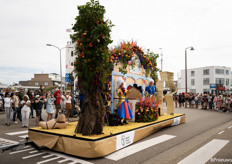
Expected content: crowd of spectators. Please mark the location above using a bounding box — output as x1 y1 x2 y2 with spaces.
174 92 232 113
0 87 79 127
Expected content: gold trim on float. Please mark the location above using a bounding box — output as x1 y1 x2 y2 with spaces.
28 114 185 158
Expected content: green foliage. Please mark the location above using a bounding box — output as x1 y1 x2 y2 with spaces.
71 0 114 92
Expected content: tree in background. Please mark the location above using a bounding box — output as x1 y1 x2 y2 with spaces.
71 0 113 135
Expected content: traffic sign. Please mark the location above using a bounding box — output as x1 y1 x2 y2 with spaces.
65 73 71 82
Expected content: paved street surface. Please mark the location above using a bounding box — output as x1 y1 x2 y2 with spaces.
0 107 232 164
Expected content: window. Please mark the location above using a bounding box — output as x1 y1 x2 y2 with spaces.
71 51 74 57
226 79 229 86
71 62 74 66
190 89 196 93
216 78 224 85
191 71 195 76
35 82 39 86
203 78 210 85
215 69 224 74
203 69 210 75
44 82 48 86
226 70 229 75
203 89 209 94
191 79 195 86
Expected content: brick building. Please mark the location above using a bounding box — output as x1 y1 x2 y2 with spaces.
19 73 61 88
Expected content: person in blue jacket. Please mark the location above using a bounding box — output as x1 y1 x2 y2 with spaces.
145 79 156 96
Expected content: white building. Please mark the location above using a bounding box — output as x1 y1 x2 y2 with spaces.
65 42 77 89
178 66 232 94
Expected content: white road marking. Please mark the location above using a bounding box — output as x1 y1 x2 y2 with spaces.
24 145 31 148
10 148 34 154
58 159 69 163
37 156 61 164
68 162 77 164
29 150 39 154
0 138 19 147
43 150 94 164
22 152 46 159
42 154 54 158
106 134 176 161
178 139 229 164
19 135 28 138
218 131 224 135
6 130 28 136
228 126 232 129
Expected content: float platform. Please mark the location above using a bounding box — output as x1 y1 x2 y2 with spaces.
28 113 185 158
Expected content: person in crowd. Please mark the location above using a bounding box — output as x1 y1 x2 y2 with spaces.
194 93 199 109
45 93 56 121
34 95 44 126
224 95 231 113
71 93 75 113
115 77 133 125
21 95 31 128
174 93 178 108
208 94 213 110
12 91 21 123
178 93 182 108
65 91 72 121
145 79 156 96
202 94 208 110
27 90 34 118
181 93 186 108
217 95 223 111
53 89 61 119
18 88 24 101
190 93 195 108
4 92 14 126
213 95 218 111
60 91 66 114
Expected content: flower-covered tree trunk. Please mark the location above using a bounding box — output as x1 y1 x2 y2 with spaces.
71 0 113 135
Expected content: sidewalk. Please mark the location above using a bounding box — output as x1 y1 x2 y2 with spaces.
0 108 79 132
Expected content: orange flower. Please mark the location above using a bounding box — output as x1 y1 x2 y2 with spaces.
89 68 93 70
74 61 77 65
81 34 85 38
96 21 99 24
89 42 93 47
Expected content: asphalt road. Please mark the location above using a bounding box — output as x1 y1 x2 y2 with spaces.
0 107 231 164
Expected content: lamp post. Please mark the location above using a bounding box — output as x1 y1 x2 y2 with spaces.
46 44 68 90
159 48 163 72
185 46 194 108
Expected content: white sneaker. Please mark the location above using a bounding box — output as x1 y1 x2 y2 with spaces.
13 121 18 124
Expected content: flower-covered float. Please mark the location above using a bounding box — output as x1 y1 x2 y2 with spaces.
28 0 185 158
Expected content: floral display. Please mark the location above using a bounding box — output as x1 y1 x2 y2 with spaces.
135 96 160 122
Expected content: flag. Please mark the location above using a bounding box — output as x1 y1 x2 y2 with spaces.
66 29 72 32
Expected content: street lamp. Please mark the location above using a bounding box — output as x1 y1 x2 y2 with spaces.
185 46 194 108
46 44 68 90
159 48 163 72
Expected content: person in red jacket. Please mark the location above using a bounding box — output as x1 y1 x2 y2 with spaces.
53 89 61 119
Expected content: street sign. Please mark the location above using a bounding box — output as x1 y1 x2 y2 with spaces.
65 73 71 82
210 83 216 90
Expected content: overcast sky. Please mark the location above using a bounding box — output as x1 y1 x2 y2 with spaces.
1 0 232 85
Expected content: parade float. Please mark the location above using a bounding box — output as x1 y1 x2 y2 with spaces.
28 0 185 158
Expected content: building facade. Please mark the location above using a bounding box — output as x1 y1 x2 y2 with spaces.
65 42 77 90
19 73 61 88
178 66 232 94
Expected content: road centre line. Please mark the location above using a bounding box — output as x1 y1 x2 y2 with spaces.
6 130 28 136
106 134 176 161
218 131 224 135
177 139 229 164
9 148 34 154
